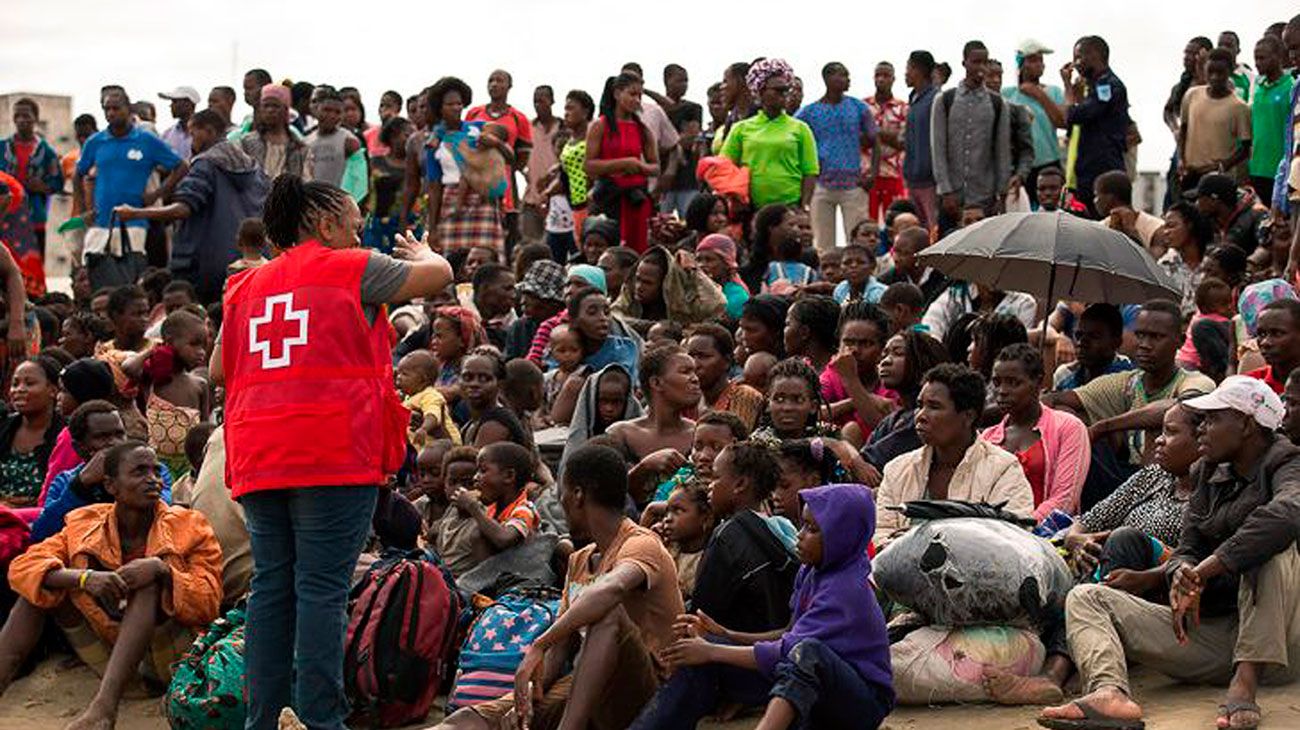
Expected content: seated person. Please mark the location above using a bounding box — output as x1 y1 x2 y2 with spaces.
980 344 1090 521
187 426 252 608
1050 303 1134 391
1044 300 1214 511
640 410 748 508
823 302 898 445
693 441 799 634
879 282 927 337
656 480 714 602
558 363 641 479
32 401 172 543
447 442 539 554
1039 376 1300 730
0 442 223 729
860 330 951 470
630 483 893 730
606 344 700 505
170 422 216 506
433 443 684 730
1064 403 1199 593
429 446 490 578
396 350 462 448
874 364 1034 548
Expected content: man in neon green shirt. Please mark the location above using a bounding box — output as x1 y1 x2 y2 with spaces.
1249 35 1293 203
721 58 819 209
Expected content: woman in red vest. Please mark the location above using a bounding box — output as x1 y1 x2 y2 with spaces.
214 174 451 730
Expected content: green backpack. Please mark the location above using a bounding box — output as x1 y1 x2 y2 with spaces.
164 603 247 730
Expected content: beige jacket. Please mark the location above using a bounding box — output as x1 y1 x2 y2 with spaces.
873 438 1034 547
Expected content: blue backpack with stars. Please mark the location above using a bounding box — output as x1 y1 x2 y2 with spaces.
447 586 562 712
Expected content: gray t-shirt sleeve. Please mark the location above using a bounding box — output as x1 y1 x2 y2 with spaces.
361 250 412 306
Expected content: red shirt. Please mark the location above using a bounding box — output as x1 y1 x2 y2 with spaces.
1245 365 1286 394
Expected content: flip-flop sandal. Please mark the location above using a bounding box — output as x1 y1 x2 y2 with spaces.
1037 700 1146 730
1218 700 1262 730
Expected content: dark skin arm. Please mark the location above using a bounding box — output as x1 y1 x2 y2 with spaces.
144 161 189 206
584 119 660 178
1089 399 1172 440
113 201 192 223
451 486 525 551
1017 83 1068 128
400 152 423 222
800 175 816 207
0 245 27 362
549 368 587 426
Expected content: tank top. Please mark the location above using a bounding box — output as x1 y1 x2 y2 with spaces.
305 128 352 185
599 117 648 189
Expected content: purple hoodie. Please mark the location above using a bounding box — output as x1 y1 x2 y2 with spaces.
753 484 893 700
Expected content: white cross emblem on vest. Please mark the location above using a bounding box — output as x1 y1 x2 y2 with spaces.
248 293 309 370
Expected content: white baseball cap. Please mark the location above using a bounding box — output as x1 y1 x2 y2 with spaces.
1016 39 1054 57
158 86 200 105
1184 375 1284 431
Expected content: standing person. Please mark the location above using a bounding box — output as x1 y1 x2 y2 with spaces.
1163 37 1213 201
1063 35 1132 217
866 61 908 223
74 90 186 290
466 70 534 252
239 85 308 179
558 90 595 253
1270 16 1300 233
585 72 659 254
1178 48 1252 193
425 76 509 257
363 90 403 159
903 51 941 230
984 59 1035 211
523 85 561 243
1219 30 1255 100
304 87 362 188
207 86 236 129
713 62 755 154
656 64 704 217
0 97 62 296
1002 40 1067 206
931 40 1011 230
724 58 820 212
1249 35 1293 204
111 110 271 304
215 176 452 730
228 68 273 141
796 62 877 252
157 86 199 161
364 116 415 255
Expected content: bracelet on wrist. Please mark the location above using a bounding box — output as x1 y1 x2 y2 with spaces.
78 569 91 589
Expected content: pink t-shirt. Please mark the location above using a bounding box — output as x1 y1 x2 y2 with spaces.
819 365 898 434
1176 312 1230 370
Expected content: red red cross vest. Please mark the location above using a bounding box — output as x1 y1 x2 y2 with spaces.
222 241 408 498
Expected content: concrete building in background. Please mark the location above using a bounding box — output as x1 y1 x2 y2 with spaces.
0 91 76 279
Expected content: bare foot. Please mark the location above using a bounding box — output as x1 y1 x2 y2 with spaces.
982 666 1065 705
278 708 308 730
64 704 116 730
1039 686 1143 724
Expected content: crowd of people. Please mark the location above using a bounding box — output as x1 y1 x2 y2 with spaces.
0 12 1297 730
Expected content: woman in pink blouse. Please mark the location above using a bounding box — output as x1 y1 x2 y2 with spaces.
981 343 1090 520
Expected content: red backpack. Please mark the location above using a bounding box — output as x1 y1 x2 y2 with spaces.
345 549 463 727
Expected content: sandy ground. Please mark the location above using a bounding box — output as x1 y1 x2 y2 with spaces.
4 656 1300 730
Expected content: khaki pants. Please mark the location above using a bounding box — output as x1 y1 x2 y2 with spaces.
810 184 869 252
1066 547 1300 695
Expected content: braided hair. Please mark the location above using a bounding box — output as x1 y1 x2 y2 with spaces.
260 174 351 249
763 357 832 435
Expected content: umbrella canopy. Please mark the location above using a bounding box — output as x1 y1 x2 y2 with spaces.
916 211 1181 304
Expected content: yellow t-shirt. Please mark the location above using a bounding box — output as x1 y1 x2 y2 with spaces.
403 386 462 447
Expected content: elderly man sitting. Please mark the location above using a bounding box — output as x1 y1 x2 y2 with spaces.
1038 376 1300 730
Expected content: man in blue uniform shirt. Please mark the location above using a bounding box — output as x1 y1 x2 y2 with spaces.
1063 35 1130 217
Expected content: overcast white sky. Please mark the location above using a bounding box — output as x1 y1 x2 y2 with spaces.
4 0 1294 171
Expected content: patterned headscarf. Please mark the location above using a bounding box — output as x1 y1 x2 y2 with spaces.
1239 278 1300 337
746 58 795 101
434 306 487 351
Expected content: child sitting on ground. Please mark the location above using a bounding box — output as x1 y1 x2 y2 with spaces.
657 479 713 602
819 248 844 286
406 439 453 526
0 442 223 728
123 310 210 479
1176 276 1234 382
633 483 894 729
543 324 584 423
834 243 887 305
228 217 269 275
449 442 539 554
171 421 216 506
430 446 489 577
396 350 461 448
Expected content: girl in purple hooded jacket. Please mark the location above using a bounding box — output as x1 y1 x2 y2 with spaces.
630 483 894 730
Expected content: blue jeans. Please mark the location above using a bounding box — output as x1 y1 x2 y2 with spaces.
242 486 378 730
630 638 891 730
659 189 698 217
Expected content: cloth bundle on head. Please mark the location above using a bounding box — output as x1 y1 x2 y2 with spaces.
697 234 748 292
434 306 487 351
1239 278 1300 337
582 215 621 247
746 58 795 100
60 358 114 404
567 264 607 295
260 85 291 107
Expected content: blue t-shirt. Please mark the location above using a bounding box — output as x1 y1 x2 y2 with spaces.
76 126 182 228
1002 85 1065 167
795 98 877 190
833 277 886 305
583 334 641 386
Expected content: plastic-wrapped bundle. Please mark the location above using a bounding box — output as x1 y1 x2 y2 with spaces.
892 625 1046 705
873 517 1071 627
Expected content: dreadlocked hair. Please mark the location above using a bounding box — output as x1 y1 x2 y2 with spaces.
763 357 831 434
261 174 351 249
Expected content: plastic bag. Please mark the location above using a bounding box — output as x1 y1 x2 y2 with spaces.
892 625 1045 705
873 517 1071 626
